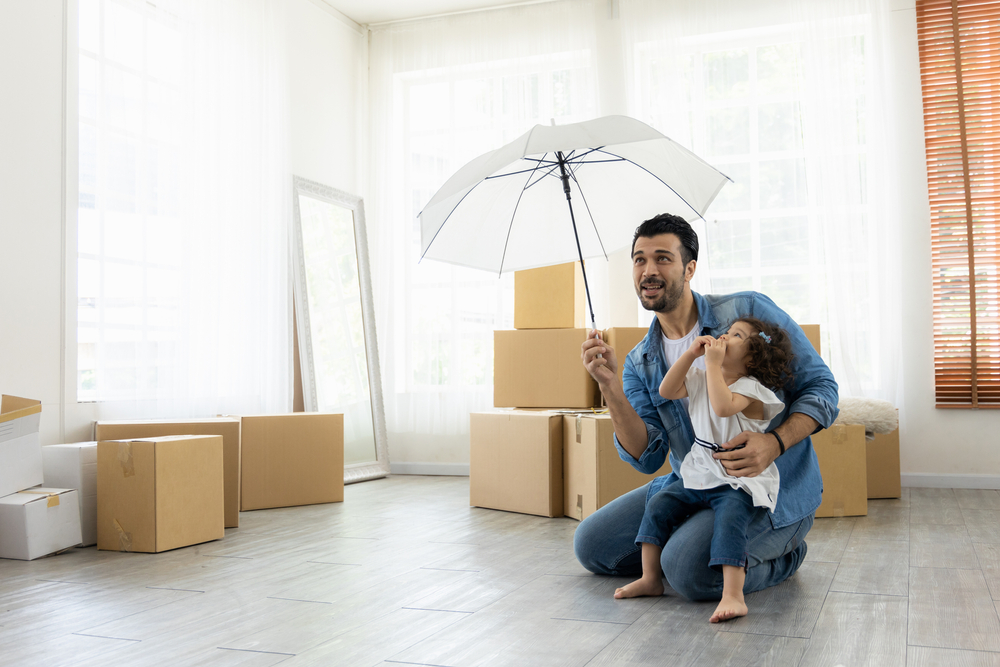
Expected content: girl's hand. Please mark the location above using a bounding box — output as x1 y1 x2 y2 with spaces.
705 337 726 366
687 335 716 358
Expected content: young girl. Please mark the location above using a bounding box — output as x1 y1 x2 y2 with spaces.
613 317 794 624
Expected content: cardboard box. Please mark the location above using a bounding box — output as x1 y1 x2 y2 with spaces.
867 428 901 499
602 328 649 388
800 324 820 354
494 329 600 408
0 395 43 498
239 413 344 511
94 418 241 528
42 442 98 546
812 424 868 517
470 411 563 517
563 413 673 521
0 488 82 560
514 262 585 329
97 435 225 553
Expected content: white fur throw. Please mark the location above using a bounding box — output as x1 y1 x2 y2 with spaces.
833 397 898 436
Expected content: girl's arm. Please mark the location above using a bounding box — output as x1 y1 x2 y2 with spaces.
704 338 753 418
659 335 715 400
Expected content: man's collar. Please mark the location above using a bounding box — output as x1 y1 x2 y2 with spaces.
691 290 720 331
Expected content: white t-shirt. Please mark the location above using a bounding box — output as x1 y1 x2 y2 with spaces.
662 321 705 411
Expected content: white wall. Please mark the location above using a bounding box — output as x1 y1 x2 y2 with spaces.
0 0 66 447
888 1 1000 485
0 0 366 446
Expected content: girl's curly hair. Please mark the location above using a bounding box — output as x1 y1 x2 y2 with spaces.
734 317 795 391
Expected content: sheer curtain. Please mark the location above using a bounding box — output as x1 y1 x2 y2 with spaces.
367 1 600 464
77 0 291 419
621 0 902 403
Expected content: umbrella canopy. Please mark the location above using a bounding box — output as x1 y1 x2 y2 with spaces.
418 115 730 275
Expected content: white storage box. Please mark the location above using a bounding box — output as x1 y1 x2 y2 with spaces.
0 395 43 498
42 443 98 546
0 488 83 560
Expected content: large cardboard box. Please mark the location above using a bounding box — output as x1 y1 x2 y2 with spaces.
239 413 344 511
602 328 649 388
42 443 98 546
95 418 241 528
0 488 82 560
514 262 585 329
812 424 868 517
470 411 563 517
0 395 43 498
494 329 600 408
97 435 225 553
563 413 673 521
867 428 902 499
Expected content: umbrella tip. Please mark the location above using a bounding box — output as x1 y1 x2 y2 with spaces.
550 118 556 126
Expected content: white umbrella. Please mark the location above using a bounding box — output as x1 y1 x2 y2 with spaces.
418 115 730 328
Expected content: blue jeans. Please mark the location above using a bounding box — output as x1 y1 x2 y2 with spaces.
636 481 757 571
575 483 813 601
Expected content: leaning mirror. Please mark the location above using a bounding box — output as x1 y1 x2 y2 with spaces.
291 177 388 483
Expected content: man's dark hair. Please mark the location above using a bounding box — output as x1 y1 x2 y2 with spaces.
631 213 699 266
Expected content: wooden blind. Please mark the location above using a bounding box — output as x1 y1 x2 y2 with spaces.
916 0 1000 408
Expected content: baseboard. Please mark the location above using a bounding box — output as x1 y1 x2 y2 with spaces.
389 462 470 476
902 473 1000 490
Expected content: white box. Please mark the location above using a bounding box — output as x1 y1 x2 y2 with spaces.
42 443 98 546
0 395 43 498
0 488 83 560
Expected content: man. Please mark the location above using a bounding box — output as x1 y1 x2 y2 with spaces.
576 213 838 601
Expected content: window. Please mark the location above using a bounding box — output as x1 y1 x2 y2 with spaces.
398 53 595 392
917 0 1000 408
635 31 833 327
77 0 184 401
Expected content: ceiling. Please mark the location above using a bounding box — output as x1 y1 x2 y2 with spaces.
320 0 543 26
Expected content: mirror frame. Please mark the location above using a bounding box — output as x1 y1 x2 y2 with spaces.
291 176 389 483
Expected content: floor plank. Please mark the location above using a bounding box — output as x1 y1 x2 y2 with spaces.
797 591 908 667
831 537 909 596
908 567 1000 651
908 645 1000 667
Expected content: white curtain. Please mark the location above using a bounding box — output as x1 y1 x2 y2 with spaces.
367 1 600 461
620 0 902 403
78 0 291 418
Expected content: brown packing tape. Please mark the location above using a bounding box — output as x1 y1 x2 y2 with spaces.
118 441 135 477
575 415 582 443
113 519 133 552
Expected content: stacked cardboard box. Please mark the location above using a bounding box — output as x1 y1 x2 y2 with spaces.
800 324 901 516
42 442 98 546
475 264 670 519
0 396 84 560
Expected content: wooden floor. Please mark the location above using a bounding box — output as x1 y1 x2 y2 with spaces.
2 477 1000 666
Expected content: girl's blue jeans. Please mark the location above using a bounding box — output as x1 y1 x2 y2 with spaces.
636 480 757 571
574 482 813 601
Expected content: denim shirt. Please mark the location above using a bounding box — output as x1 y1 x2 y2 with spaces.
612 291 840 529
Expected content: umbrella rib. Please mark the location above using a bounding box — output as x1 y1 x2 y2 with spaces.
497 154 548 276
525 163 562 190
418 179 487 263
566 167 609 262
592 148 712 219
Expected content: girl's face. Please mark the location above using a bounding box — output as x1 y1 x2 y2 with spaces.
719 321 757 368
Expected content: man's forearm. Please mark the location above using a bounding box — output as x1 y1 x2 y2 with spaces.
772 412 820 451
600 381 650 461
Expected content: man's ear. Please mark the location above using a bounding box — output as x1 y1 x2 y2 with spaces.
685 259 697 282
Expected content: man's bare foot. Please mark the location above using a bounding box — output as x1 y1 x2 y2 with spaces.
709 594 748 623
614 576 664 599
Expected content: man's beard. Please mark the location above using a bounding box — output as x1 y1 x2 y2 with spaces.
636 277 684 313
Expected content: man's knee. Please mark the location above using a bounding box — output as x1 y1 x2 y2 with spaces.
573 513 611 575
660 509 721 601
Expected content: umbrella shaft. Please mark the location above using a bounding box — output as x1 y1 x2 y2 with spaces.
556 151 597 331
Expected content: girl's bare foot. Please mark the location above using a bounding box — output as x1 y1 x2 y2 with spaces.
614 576 664 599
709 593 748 623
